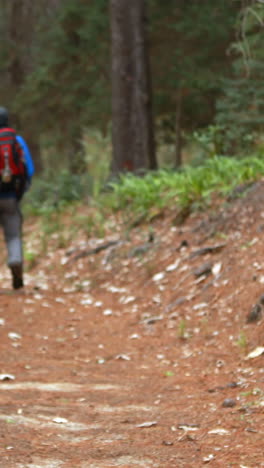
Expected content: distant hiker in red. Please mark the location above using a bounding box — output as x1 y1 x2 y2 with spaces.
0 107 34 290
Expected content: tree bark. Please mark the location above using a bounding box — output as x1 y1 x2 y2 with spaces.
110 0 156 176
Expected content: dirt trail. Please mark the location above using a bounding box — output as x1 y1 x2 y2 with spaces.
1 185 264 467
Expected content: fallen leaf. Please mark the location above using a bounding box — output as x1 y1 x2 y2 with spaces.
203 454 215 463
166 259 181 272
52 417 68 424
152 295 162 304
115 354 131 361
107 285 127 293
212 262 222 276
142 315 163 325
129 334 140 339
245 347 264 359
152 272 165 282
178 424 199 431
193 303 208 311
0 374 15 381
80 297 93 306
119 296 135 304
8 332 21 341
136 421 157 428
208 428 230 435
103 309 113 316
55 297 65 304
97 358 105 364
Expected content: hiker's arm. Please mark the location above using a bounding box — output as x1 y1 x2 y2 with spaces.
16 135 35 181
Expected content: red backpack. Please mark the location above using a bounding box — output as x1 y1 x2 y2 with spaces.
0 127 27 198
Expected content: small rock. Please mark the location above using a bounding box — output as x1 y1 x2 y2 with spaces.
142 315 164 325
162 440 174 446
257 224 264 233
165 297 187 312
246 303 262 323
177 240 189 250
174 296 188 306
222 398 236 408
193 262 213 278
259 294 264 305
226 381 239 389
129 243 152 257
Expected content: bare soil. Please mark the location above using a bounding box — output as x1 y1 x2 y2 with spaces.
0 182 264 468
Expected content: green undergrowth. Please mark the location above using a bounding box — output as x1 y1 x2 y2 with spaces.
23 169 93 216
23 155 264 233
105 156 264 220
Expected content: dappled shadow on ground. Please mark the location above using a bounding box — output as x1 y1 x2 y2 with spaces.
0 182 264 467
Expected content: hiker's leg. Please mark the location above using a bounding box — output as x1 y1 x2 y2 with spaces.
0 198 23 288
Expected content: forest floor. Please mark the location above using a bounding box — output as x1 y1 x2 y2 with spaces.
0 182 264 468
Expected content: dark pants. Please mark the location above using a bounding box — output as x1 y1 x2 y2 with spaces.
0 198 23 267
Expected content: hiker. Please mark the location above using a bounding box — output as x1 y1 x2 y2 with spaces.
0 107 34 289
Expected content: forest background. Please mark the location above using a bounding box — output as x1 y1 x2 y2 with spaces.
0 0 264 217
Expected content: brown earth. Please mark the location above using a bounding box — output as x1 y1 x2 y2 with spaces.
0 182 264 467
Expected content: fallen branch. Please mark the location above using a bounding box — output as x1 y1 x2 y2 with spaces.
189 243 226 259
69 240 121 262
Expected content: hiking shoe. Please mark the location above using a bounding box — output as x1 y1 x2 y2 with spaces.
10 264 24 290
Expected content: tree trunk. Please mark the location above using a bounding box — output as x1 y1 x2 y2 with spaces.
175 88 183 169
8 0 43 173
130 0 157 172
110 0 133 175
110 0 156 177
